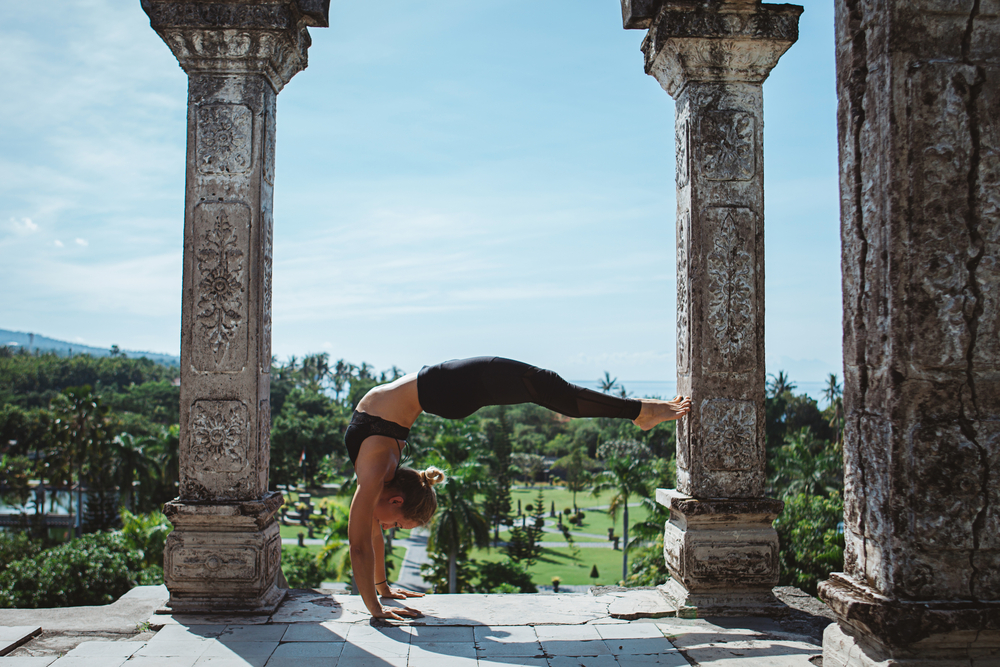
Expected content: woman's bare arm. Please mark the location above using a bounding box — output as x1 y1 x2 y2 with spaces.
348 436 420 620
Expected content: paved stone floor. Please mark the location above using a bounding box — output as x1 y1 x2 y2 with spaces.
1 588 829 666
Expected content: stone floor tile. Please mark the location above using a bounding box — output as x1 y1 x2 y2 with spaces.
268 642 343 659
263 659 338 667
409 626 475 644
534 626 601 642
476 641 544 659
0 659 56 667
65 641 145 658
192 657 268 667
601 637 677 655
158 616 271 628
341 642 410 660
474 627 538 645
476 659 548 667
407 642 477 659
134 641 212 658
346 624 414 644
120 657 198 667
328 656 405 667
47 659 128 667
612 653 690 666
546 655 618 667
0 626 42 656
538 640 612 657
672 639 819 665
594 623 665 640
279 622 350 642
406 646 477 667
219 626 287 643
200 642 277 660
149 626 225 642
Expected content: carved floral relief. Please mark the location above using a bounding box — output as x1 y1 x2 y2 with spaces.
706 208 754 368
677 208 691 374
197 104 252 175
193 204 249 371
701 110 755 181
701 399 756 471
189 400 249 473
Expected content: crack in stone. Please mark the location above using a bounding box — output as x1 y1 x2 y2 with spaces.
959 0 989 603
844 0 870 578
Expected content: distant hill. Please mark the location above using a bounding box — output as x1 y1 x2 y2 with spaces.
0 328 180 367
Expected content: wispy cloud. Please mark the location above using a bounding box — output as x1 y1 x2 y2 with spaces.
7 217 37 234
75 238 88 247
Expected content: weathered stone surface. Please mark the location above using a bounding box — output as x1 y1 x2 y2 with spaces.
143 0 327 615
822 0 1000 663
658 490 783 614
625 0 798 614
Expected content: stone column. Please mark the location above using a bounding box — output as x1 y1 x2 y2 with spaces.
141 0 328 614
621 0 801 613
818 0 1000 663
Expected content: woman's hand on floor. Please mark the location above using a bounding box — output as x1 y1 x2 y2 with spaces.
379 586 426 600
371 604 422 621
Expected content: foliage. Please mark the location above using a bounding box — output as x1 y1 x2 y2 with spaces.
420 551 479 594
0 531 43 574
427 471 491 593
625 535 671 587
281 546 328 589
119 509 172 571
474 558 536 593
593 439 656 583
775 492 845 595
0 532 144 608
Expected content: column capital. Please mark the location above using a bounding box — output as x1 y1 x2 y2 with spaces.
141 0 330 91
636 2 802 97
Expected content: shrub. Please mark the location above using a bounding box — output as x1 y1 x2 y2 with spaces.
120 509 172 571
775 491 844 595
281 547 327 589
475 558 536 594
0 531 42 574
0 532 143 608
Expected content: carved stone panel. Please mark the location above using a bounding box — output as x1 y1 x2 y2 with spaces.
192 203 250 372
189 400 249 474
676 208 691 375
688 542 777 583
171 546 258 582
260 193 273 373
676 115 690 189
701 398 757 471
704 207 755 371
197 104 252 175
258 399 271 492
700 111 755 181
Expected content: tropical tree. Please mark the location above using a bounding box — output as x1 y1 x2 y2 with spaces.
426 472 490 593
552 445 597 512
770 427 843 498
766 370 797 398
592 440 655 583
823 373 845 446
598 372 618 394
511 453 544 485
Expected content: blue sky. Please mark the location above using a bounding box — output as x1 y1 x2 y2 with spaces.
0 1 840 390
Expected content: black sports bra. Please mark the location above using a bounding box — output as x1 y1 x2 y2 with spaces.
345 410 410 466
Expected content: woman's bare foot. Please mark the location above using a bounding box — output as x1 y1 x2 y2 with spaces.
632 395 692 431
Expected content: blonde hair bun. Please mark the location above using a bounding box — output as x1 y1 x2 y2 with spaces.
421 466 446 487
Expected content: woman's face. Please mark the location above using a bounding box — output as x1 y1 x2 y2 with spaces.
374 492 419 530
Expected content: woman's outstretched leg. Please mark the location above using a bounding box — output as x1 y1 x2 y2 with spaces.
417 357 690 427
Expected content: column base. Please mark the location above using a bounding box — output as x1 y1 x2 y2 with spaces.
160 492 287 615
819 573 1000 665
657 489 784 616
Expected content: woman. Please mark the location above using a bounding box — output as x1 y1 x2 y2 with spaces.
347 356 691 620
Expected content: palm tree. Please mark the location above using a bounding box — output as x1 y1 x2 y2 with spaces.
592 440 654 583
822 373 842 406
770 427 843 497
766 370 797 398
426 472 490 593
598 372 618 394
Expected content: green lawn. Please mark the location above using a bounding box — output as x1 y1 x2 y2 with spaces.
469 545 631 587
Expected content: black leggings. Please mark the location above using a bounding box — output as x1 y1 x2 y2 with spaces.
416 357 642 421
